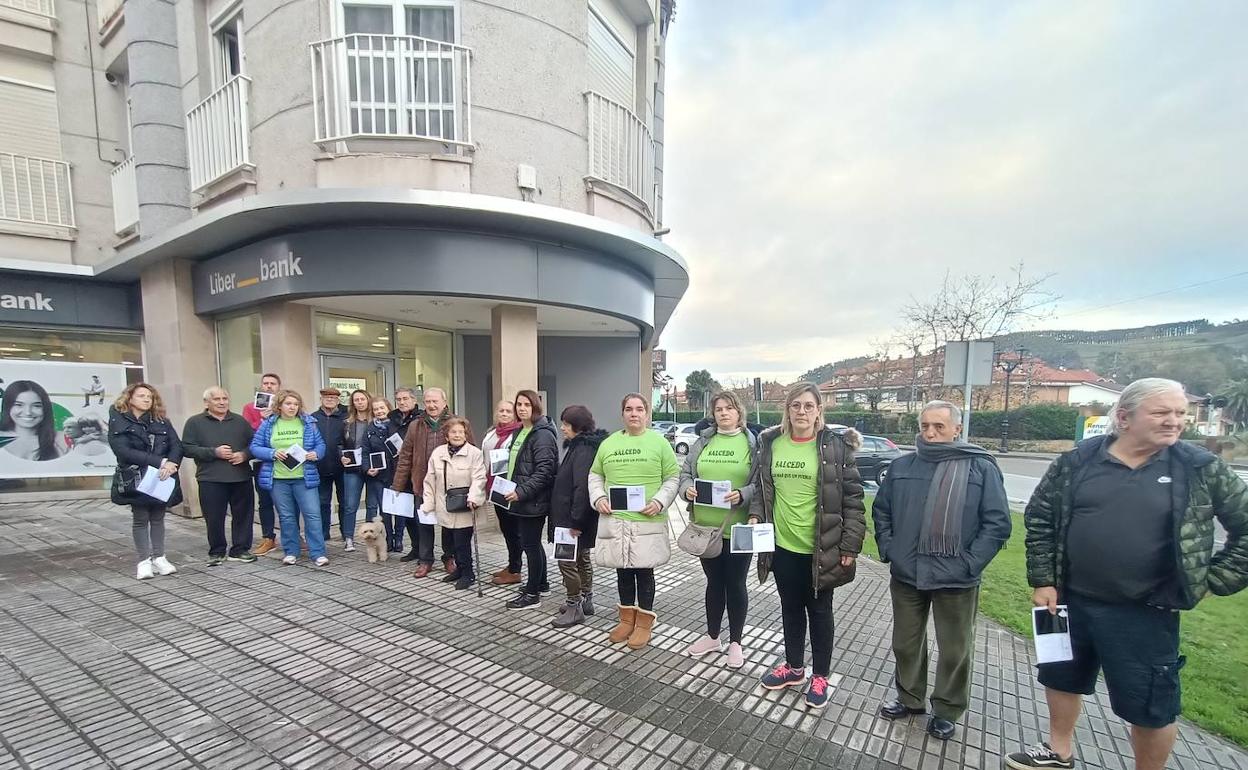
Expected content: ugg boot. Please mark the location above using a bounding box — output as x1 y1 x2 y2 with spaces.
608 605 637 644
627 608 657 650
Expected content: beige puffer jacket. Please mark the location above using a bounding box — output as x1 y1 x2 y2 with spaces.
589 468 680 570
421 443 487 529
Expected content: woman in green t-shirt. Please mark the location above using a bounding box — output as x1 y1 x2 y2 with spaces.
677 391 757 669
749 382 865 711
589 392 680 651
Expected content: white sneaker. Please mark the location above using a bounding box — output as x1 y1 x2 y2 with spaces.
343 539 355 552
282 555 297 565
151 555 177 575
136 559 154 580
315 556 329 566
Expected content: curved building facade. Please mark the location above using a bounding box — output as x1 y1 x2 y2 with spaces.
0 0 684 488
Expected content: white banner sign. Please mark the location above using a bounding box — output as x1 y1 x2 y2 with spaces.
0 361 129 479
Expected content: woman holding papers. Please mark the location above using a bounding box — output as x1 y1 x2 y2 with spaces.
249 390 328 566
750 382 865 710
338 389 373 552
108 383 185 581
481 400 524 585
548 405 609 628
362 397 402 552
589 393 681 650
678 391 757 669
500 390 560 610
420 417 487 590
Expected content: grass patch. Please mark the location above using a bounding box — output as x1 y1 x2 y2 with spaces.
862 496 1248 747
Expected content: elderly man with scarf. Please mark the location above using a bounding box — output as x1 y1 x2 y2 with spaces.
872 400 1011 741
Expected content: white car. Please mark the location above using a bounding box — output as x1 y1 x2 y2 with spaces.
668 423 700 455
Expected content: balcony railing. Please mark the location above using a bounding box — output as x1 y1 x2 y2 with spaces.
0 153 75 228
97 0 122 30
109 155 138 235
1 0 55 18
186 75 253 192
310 33 472 145
586 91 655 216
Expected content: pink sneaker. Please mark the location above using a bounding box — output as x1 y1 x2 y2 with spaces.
685 635 723 657
726 642 745 669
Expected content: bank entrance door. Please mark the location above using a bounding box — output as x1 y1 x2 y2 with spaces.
320 354 395 400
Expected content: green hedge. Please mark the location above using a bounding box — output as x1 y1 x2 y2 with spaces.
968 403 1079 440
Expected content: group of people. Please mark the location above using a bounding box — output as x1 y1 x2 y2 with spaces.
102 374 1248 770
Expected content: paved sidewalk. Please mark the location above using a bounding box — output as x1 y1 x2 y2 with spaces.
0 501 1244 770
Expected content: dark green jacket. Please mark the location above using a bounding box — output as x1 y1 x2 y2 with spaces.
1024 435 1248 609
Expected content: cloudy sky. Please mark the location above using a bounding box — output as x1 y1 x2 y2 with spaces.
657 1 1248 386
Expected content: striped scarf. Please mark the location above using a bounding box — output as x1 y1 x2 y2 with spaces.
915 436 995 556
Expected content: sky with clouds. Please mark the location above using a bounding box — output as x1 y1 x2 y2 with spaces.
656 1 1248 387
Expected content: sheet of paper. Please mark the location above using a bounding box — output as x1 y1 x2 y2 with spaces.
341 448 362 467
417 509 437 525
490 476 516 509
730 523 775 553
695 479 733 509
382 488 415 518
368 451 387 471
1032 606 1073 664
488 448 510 477
385 433 403 456
137 465 175 502
609 485 647 512
287 444 308 462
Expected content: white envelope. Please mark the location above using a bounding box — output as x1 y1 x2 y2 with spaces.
382 488 415 518
287 444 308 463
417 509 437 525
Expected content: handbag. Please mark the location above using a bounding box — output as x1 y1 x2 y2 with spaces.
677 502 731 558
112 464 142 498
443 459 471 513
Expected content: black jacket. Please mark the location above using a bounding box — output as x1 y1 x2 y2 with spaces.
341 417 372 475
180 411 254 484
312 405 348 477
361 418 401 486
107 406 185 507
509 416 560 518
388 408 421 439
549 429 609 547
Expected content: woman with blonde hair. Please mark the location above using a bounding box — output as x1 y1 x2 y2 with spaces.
751 382 865 710
338 388 373 552
420 416 487 590
108 382 184 580
590 393 681 650
678 390 758 668
249 390 328 565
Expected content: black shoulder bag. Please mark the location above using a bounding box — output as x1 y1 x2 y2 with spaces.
443 458 471 513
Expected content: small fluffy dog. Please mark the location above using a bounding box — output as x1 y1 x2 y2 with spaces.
356 521 389 563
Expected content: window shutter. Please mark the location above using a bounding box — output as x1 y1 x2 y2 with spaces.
587 9 634 109
0 82 61 159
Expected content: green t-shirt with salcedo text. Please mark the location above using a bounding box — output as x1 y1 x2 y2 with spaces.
771 434 819 553
271 417 305 480
692 432 753 529
591 429 680 522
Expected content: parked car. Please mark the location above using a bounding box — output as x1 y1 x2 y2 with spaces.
853 434 904 483
651 420 677 434
665 423 699 455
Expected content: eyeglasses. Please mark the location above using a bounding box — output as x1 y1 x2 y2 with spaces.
788 402 819 413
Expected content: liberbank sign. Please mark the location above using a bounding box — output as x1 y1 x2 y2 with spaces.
190 228 655 333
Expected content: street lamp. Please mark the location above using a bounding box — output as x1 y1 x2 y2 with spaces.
996 346 1027 453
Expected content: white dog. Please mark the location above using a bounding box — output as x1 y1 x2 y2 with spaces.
356 521 389 563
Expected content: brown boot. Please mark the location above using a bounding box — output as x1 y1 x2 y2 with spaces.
608 605 637 644
491 571 521 586
252 538 277 556
627 609 657 650
412 563 432 578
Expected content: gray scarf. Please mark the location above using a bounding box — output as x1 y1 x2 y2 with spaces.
914 436 995 556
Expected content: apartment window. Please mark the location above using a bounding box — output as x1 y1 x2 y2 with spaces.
212 11 245 84
587 4 634 108
339 0 455 40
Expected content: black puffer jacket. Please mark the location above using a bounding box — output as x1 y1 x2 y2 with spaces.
549 429 609 547
312 405 348 477
361 418 401 486
107 406 185 507
509 416 560 518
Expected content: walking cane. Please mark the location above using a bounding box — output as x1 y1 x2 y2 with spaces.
472 505 483 598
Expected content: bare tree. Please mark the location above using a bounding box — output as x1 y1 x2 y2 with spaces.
892 322 929 412
904 262 1058 347
861 339 897 412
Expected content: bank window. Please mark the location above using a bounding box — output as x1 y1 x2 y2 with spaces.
0 327 143 371
316 313 392 354
396 324 452 397
215 314 260 407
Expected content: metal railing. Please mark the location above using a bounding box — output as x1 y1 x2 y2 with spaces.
109 155 138 235
186 75 253 191
586 91 655 215
310 33 472 145
96 0 121 29
0 153 74 228
1 0 55 18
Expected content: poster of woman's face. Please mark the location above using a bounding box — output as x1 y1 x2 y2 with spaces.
0 361 128 479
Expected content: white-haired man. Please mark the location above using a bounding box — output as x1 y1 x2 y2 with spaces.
182 387 257 566
1008 378 1248 770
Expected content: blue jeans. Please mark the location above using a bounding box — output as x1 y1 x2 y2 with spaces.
272 479 325 559
341 472 365 541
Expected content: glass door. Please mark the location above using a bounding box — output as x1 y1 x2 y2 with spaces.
320 354 395 400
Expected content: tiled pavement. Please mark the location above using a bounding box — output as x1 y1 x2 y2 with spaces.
0 499 1245 770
